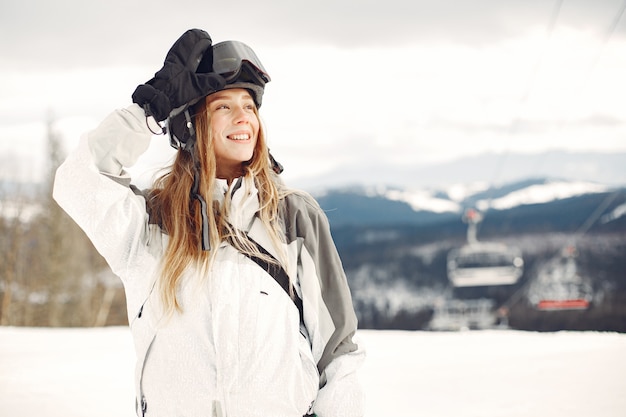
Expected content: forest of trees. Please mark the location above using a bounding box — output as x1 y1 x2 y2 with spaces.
0 118 125 327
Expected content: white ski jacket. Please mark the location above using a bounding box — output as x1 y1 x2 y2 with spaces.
53 104 365 417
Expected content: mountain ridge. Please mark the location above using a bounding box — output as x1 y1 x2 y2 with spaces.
314 177 626 231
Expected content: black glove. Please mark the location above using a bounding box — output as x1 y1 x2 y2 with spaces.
132 29 225 122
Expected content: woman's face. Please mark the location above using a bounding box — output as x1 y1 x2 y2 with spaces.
206 88 260 180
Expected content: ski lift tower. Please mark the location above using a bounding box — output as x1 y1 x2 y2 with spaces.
464 208 482 245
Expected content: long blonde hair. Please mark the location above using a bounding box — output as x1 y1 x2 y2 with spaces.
148 93 286 314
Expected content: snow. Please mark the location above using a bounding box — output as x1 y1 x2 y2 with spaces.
446 182 490 202
477 180 609 211
1 327 625 417
601 202 626 224
385 189 460 214
0 200 42 223
312 180 615 217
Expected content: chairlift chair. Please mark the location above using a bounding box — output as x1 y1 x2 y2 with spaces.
528 246 593 311
447 242 525 287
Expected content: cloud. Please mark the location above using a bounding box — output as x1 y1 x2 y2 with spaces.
2 0 624 70
1 0 626 187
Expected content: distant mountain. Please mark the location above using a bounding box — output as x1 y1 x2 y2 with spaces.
315 178 625 233
294 150 626 191
316 178 626 332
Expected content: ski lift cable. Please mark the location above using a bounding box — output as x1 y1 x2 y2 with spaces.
571 190 622 242
512 0 565 118
497 189 623 311
579 0 626 90
445 1 565 300
483 0 564 212
486 0 625 219
529 0 626 176
495 0 626 309
499 189 624 312
465 2 626 315
551 0 626 245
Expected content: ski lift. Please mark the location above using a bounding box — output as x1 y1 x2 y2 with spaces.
447 242 524 287
528 246 593 311
447 209 524 287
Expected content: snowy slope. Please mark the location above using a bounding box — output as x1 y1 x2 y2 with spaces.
311 178 625 229
384 188 461 213
1 326 625 417
317 179 615 218
385 179 610 213
601 201 626 223
476 180 610 210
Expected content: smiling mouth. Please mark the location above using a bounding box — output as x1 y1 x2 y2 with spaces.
228 134 250 141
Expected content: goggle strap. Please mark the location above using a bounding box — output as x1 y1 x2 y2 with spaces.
190 153 211 251
182 109 196 151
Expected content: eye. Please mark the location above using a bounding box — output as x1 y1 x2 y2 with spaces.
243 99 257 110
209 103 229 112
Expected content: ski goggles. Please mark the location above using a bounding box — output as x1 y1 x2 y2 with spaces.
211 40 271 85
213 41 270 86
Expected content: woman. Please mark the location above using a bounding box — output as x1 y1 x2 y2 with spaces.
53 29 365 417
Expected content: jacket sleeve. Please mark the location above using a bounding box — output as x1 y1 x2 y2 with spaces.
52 104 164 310
283 193 366 417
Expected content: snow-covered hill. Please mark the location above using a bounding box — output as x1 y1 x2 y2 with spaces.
1 326 625 417
372 179 611 213
314 178 624 228
474 180 610 210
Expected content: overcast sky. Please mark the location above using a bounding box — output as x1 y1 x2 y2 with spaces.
1 0 625 187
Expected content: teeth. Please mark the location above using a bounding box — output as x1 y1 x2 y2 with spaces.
229 134 249 140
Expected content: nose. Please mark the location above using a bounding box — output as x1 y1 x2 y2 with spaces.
233 105 250 124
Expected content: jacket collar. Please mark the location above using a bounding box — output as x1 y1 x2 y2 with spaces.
213 176 259 233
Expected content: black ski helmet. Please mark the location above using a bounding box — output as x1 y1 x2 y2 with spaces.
168 40 271 151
